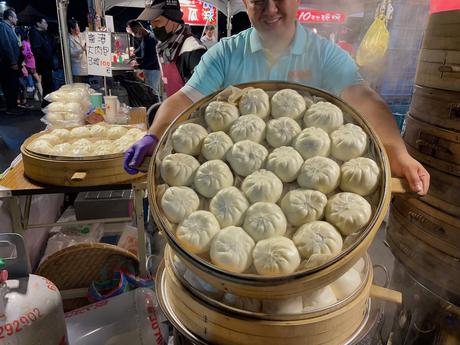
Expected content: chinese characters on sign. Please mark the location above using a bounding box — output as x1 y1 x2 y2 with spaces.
297 9 346 24
179 0 216 25
87 32 112 77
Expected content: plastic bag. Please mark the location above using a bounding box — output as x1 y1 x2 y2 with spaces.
356 15 389 67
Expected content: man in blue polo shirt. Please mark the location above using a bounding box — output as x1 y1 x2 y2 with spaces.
125 0 430 194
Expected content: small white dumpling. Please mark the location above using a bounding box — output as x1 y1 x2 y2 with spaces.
228 114 266 143
297 157 340 194
106 126 128 139
262 296 303 315
205 101 239 132
330 124 368 161
172 123 208 155
292 221 343 259
293 127 331 160
340 157 380 196
241 170 283 203
161 186 200 223
252 236 300 275
71 138 93 155
271 89 306 120
89 124 108 138
303 101 344 133
209 187 249 227
226 140 268 177
302 286 337 312
160 153 200 186
176 211 220 254
70 126 91 138
194 160 234 198
210 226 255 273
266 117 301 148
50 128 71 141
201 131 233 161
265 146 303 183
28 140 54 154
52 142 72 156
39 134 61 145
325 192 372 235
222 293 261 312
243 202 287 242
281 190 327 226
238 88 270 119
330 268 362 300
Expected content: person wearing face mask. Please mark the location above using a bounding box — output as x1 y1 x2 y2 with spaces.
68 19 88 83
126 20 161 98
124 0 430 196
137 0 206 98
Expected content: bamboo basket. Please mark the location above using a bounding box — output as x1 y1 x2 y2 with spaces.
409 85 460 132
147 81 408 300
391 196 460 258
21 130 145 187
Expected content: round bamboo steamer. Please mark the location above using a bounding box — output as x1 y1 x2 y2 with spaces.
409 85 460 131
148 81 395 300
391 196 460 258
415 49 460 92
403 115 460 166
420 165 460 217
156 259 373 345
386 211 460 303
21 132 144 187
422 10 460 51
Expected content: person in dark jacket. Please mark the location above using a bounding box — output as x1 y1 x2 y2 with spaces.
29 17 54 102
0 8 21 114
126 20 161 98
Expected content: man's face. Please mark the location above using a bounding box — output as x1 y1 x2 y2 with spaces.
38 19 48 31
9 12 18 26
150 16 172 33
243 0 298 37
206 28 214 38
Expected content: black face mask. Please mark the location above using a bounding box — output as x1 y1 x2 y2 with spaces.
153 26 171 42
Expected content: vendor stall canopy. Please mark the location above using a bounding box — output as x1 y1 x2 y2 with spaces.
104 0 246 17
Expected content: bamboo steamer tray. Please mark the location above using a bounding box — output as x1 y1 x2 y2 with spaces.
386 211 460 302
21 129 145 187
391 196 460 258
415 49 460 92
156 258 373 345
420 165 460 217
403 115 460 166
147 81 404 300
422 10 460 51
409 85 460 131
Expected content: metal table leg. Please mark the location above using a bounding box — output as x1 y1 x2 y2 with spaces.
133 182 148 277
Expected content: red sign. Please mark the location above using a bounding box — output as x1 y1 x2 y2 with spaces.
297 9 346 24
430 0 460 13
180 0 217 25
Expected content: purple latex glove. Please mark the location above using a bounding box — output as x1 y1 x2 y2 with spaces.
123 134 158 175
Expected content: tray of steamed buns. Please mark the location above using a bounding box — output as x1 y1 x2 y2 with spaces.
149 81 392 284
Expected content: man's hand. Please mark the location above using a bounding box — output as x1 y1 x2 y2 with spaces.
123 134 158 175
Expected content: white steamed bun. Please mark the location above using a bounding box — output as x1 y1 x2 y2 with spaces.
71 138 93 155
222 293 261 312
28 140 54 154
271 89 306 120
262 296 303 315
176 211 220 254
330 124 368 161
226 140 268 177
252 236 300 275
50 128 70 141
303 101 344 133
172 123 208 155
241 169 283 203
266 117 301 148
243 202 287 242
239 88 270 119
205 101 239 132
106 126 128 139
89 124 108 138
201 131 233 161
209 187 249 227
293 127 331 160
38 134 61 145
70 126 91 138
292 221 343 259
330 268 362 300
229 114 266 143
52 142 72 156
340 157 380 196
161 186 200 223
194 160 234 198
302 286 337 312
160 153 200 186
280 190 327 226
297 157 341 194
265 146 303 183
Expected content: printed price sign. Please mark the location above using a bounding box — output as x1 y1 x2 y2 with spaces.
297 9 346 24
87 32 112 77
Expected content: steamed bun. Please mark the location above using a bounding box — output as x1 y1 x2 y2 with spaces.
330 268 362 300
303 101 344 133
160 153 200 186
302 286 337 312
238 88 270 119
243 202 287 242
280 190 327 226
172 123 208 155
266 117 301 148
265 146 303 183
176 211 220 254
205 101 239 132
70 126 91 138
262 296 303 315
226 140 268 177
252 236 300 275
292 221 343 259
89 124 108 138
241 169 283 203
106 126 128 139
50 128 71 141
222 293 261 312
201 131 233 161
52 142 72 156
330 124 368 161
38 134 62 145
28 140 54 154
297 157 341 194
161 186 200 223
194 160 234 198
209 187 249 227
293 127 331 160
340 157 380 196
229 114 266 143
271 89 306 120
71 138 93 155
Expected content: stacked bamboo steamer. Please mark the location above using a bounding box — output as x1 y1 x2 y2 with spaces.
387 9 460 305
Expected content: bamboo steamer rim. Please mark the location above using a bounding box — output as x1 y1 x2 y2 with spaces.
155 259 373 345
164 245 372 321
148 81 391 285
21 124 144 162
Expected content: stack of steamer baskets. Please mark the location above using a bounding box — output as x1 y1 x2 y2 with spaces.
148 81 406 345
387 9 460 306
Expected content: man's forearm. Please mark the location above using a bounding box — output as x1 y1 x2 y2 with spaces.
148 90 194 138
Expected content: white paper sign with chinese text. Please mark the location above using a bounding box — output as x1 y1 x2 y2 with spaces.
87 32 112 77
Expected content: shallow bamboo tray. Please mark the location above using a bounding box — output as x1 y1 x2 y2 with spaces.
391 196 460 258
409 85 460 132
157 259 372 345
21 131 145 187
148 81 403 299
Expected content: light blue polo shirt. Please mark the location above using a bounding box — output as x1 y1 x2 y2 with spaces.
185 22 363 99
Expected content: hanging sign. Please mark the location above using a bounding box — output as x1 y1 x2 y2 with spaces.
430 0 460 13
179 0 216 25
87 32 112 77
297 9 346 24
